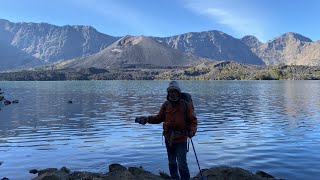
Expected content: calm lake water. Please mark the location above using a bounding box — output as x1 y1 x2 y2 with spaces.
0 80 320 180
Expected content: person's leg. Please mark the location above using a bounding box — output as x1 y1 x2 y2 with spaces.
166 143 180 180
176 141 190 180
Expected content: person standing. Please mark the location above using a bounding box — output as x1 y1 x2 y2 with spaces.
135 81 198 180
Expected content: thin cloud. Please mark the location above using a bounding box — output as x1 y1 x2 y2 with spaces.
69 0 149 35
183 0 268 41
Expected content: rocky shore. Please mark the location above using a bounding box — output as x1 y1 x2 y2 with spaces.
0 163 284 180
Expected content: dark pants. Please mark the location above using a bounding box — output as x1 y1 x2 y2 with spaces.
166 141 190 180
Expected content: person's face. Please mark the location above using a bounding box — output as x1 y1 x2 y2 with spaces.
168 89 179 101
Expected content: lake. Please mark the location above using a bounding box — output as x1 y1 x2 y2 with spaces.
0 80 320 180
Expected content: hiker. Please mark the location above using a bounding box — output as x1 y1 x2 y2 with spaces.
135 81 198 180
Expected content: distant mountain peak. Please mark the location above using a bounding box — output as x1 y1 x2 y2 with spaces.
241 35 261 42
271 32 312 43
0 19 119 67
241 35 262 48
117 35 146 46
57 34 206 69
2 18 320 71
0 19 10 23
155 30 264 65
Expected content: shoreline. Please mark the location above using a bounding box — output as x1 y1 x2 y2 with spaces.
4 163 283 180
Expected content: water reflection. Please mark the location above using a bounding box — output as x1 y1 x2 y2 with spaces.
0 81 320 180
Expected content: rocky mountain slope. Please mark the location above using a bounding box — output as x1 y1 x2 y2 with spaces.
1 19 320 72
0 38 43 71
241 32 320 65
0 19 119 63
55 35 208 69
155 30 264 65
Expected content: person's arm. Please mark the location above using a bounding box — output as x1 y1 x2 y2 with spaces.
187 103 198 136
147 103 166 124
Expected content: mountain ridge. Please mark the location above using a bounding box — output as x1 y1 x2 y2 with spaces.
0 19 119 62
154 30 265 65
56 35 208 69
1 19 320 71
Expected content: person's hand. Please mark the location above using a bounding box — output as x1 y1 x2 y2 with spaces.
135 116 148 125
187 131 195 138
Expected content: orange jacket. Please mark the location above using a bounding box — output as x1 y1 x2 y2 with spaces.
147 99 198 144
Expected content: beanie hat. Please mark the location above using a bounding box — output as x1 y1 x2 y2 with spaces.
167 81 181 93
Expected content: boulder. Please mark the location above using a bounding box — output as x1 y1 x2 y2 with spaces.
109 163 127 172
256 170 276 179
32 168 69 180
197 166 270 180
30 164 282 180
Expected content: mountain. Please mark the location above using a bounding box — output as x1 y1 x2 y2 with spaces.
0 42 43 71
0 22 43 71
1 19 320 72
155 30 265 65
0 19 119 63
55 35 208 69
242 32 320 65
241 35 262 49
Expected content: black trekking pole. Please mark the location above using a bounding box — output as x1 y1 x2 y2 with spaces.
190 138 206 180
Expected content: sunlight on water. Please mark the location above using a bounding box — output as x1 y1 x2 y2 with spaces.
0 81 320 179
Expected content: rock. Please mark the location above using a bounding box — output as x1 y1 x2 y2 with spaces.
60 167 70 174
67 100 73 104
127 167 163 180
69 171 106 180
38 168 58 176
256 170 275 179
32 168 68 180
3 100 11 105
109 163 127 172
0 90 19 107
31 164 281 180
128 167 145 174
105 166 163 180
199 166 266 180
32 172 68 180
29 169 38 174
158 169 171 179
1 177 9 180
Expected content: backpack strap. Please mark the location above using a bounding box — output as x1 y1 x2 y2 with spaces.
182 99 191 125
182 99 187 115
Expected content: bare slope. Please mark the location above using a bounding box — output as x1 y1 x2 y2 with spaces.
156 30 265 65
242 32 320 65
58 35 208 69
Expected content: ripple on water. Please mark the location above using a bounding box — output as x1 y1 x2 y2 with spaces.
1 81 320 180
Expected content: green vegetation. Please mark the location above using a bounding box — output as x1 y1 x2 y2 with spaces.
155 62 320 80
1 62 320 81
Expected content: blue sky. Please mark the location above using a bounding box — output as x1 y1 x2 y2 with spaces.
0 0 319 42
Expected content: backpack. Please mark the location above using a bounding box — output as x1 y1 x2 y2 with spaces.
180 92 194 110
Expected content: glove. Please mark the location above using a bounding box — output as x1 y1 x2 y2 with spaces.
135 116 148 125
187 131 195 138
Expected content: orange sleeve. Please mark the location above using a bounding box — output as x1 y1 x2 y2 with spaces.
147 103 166 124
